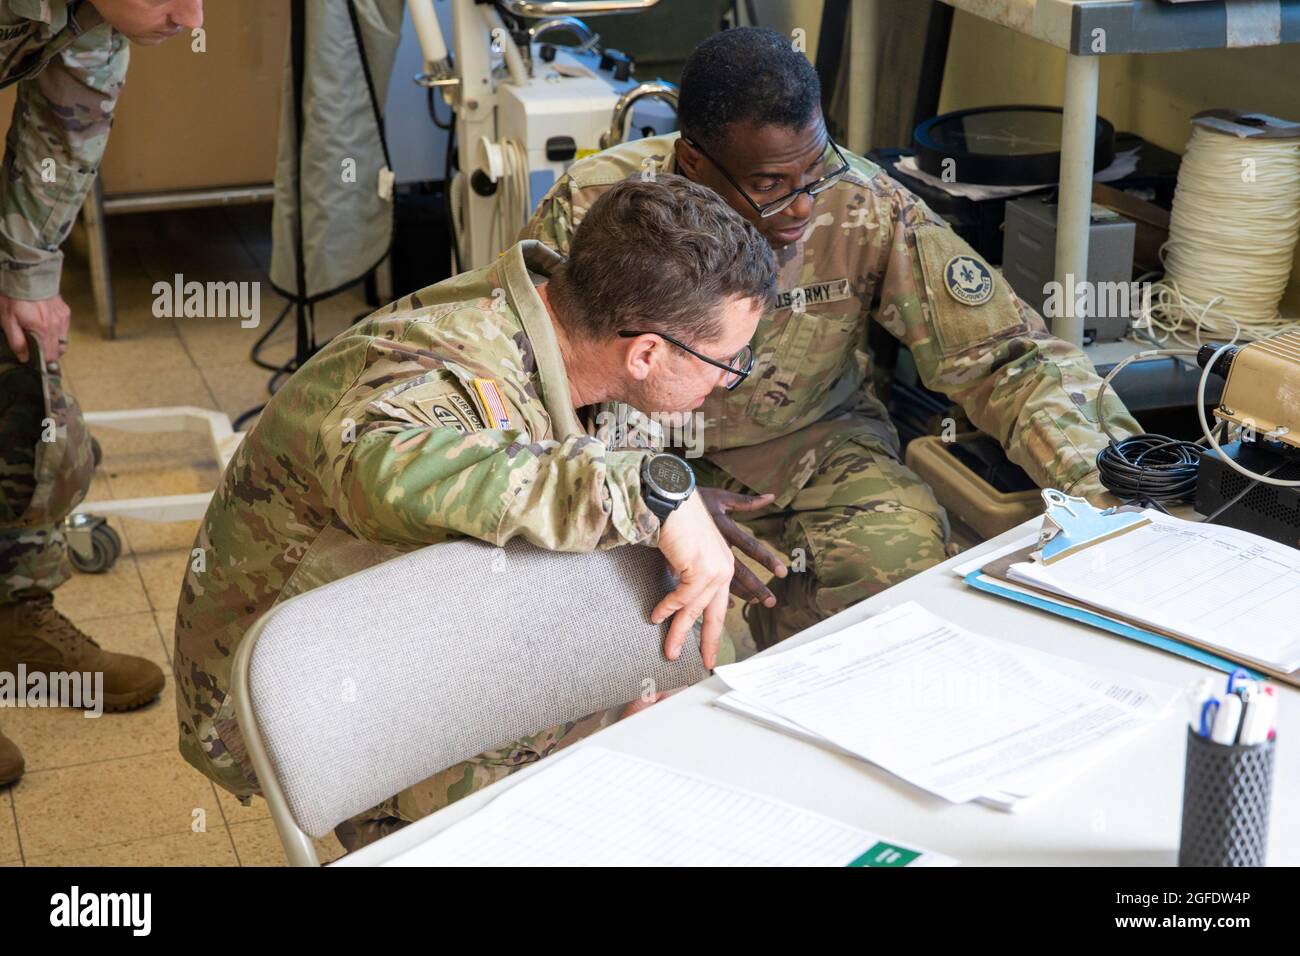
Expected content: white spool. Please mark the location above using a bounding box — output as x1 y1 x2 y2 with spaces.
1138 115 1300 345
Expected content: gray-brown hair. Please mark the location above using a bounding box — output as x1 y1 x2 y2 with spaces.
548 173 775 342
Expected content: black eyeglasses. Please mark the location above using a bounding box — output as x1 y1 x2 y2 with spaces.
683 136 850 218
618 331 755 390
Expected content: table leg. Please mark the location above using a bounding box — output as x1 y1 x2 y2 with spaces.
82 175 116 341
1054 52 1100 347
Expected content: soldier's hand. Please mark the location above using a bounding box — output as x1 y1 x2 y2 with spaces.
651 493 734 671
698 487 788 608
0 293 71 363
619 687 684 720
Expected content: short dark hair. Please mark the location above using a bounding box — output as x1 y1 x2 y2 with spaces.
548 174 775 342
678 27 822 151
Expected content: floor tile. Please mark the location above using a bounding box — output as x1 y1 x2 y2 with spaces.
25 825 238 866
153 611 176 665
119 517 202 557
0 792 20 864
199 361 277 423
134 549 188 619
70 366 217 415
59 306 193 383
214 785 269 825
11 750 222 857
228 817 346 867
52 548 151 622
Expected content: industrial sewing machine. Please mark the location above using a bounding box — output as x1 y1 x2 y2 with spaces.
410 0 680 270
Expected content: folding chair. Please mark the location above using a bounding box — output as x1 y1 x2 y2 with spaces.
231 537 707 865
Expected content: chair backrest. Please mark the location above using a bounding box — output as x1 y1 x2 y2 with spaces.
232 537 706 862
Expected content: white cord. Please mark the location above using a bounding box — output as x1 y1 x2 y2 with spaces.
1094 344 1300 490
1095 347 1199 446
489 138 530 258
1196 342 1300 488
1134 124 1300 345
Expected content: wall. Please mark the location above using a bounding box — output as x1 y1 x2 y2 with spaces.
939 10 1300 308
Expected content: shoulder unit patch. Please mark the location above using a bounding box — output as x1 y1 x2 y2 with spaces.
943 255 995 307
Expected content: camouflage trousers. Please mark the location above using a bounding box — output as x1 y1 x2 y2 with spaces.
0 336 94 606
697 405 953 651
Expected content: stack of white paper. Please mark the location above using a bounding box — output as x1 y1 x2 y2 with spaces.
382 747 957 866
713 602 1179 809
1005 510 1300 673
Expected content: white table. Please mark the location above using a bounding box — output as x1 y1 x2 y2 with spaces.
850 0 1300 347
337 518 1297 866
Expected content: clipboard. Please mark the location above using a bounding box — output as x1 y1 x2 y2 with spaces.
965 498 1300 689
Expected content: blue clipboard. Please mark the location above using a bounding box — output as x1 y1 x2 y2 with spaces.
963 569 1265 680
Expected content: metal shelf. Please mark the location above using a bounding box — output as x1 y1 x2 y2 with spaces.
942 0 1300 55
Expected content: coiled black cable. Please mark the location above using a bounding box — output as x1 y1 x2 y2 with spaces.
1096 433 1203 503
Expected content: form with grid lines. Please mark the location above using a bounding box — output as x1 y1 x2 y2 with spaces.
382 747 954 867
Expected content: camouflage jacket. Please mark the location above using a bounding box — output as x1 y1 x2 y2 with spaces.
175 241 661 797
522 134 1142 503
0 0 127 299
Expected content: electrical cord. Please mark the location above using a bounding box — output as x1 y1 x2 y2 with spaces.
1092 343 1300 511
426 85 450 131
1096 433 1202 503
249 300 294 372
1094 347 1205 504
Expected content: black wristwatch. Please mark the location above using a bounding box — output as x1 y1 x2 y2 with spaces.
640 453 696 522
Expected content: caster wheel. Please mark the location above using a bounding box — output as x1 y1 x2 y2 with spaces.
68 522 121 574
90 435 103 468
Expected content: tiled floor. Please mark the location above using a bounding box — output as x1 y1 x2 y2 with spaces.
1 205 366 866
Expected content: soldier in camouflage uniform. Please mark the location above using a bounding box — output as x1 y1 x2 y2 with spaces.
0 1 203 785
523 27 1143 650
173 176 774 849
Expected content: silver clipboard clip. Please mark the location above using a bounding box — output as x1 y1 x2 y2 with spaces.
1035 489 1150 565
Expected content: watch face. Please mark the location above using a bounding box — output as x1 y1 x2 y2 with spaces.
648 455 693 497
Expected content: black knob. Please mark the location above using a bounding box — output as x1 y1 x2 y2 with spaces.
1197 343 1239 379
539 43 556 63
470 169 498 197
546 136 576 162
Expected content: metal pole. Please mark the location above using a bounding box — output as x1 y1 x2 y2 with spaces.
82 175 116 341
1054 52 1100 347
847 0 878 156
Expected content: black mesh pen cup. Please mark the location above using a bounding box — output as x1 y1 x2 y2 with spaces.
1178 727 1275 867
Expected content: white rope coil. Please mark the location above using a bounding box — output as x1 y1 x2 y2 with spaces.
1137 123 1300 346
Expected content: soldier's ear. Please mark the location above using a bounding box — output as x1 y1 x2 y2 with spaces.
675 138 703 180
619 333 659 383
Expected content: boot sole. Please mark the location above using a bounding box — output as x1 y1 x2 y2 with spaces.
100 675 167 713
100 689 165 713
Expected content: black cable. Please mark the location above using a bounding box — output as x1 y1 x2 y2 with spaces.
426 85 450 130
1096 433 1204 504
445 109 459 275
249 300 294 372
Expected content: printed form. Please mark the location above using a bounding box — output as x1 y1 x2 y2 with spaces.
383 747 955 866
713 603 1169 804
1009 510 1300 671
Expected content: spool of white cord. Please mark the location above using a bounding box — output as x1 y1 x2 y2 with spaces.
489 138 531 258
1139 111 1300 346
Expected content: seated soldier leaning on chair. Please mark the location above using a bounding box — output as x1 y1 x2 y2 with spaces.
173 174 776 850
523 27 1144 653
